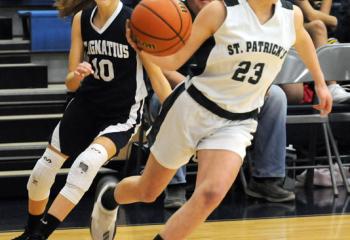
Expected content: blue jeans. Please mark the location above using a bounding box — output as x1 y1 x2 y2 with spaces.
169 165 187 185
250 85 287 178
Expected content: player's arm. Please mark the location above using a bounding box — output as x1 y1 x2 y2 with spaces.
295 0 337 27
65 12 94 92
163 70 187 88
128 0 226 71
293 6 332 115
140 55 172 104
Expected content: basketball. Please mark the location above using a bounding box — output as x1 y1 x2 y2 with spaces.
130 0 192 56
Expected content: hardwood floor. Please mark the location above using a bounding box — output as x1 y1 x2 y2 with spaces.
1 214 349 240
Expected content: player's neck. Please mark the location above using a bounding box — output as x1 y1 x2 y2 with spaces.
247 0 275 12
247 0 276 23
96 0 120 22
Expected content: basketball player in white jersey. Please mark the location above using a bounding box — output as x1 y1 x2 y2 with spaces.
92 0 332 239
13 0 172 239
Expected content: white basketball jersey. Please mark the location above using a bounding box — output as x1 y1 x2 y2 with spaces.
186 0 295 113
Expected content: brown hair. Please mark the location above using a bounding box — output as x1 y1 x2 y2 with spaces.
55 0 96 17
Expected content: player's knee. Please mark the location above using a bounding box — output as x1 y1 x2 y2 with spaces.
60 144 108 204
27 147 66 201
196 187 226 208
138 186 162 203
139 192 159 203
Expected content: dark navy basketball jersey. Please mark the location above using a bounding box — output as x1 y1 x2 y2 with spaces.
77 2 147 114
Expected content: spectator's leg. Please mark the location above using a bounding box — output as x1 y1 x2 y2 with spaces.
164 166 187 209
305 20 350 103
247 85 295 202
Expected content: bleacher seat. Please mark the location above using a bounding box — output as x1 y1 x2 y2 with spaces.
17 10 71 52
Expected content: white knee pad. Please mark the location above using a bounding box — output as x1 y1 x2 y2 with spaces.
27 147 67 201
60 144 108 204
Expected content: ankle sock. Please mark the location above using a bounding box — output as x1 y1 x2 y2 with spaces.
101 187 118 210
27 213 44 233
39 213 61 238
154 234 164 240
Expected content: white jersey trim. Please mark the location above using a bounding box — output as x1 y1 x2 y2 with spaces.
90 1 123 35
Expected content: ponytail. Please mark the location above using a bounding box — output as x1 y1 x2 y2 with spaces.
55 0 95 17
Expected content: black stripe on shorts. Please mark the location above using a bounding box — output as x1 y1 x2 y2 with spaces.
147 83 186 147
187 84 258 121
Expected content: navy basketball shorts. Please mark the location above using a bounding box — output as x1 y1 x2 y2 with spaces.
50 96 144 158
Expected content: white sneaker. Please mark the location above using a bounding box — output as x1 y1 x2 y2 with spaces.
328 84 350 103
90 176 119 240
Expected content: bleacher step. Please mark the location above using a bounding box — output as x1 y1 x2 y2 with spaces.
0 113 59 143
0 39 30 50
0 54 30 64
0 63 47 89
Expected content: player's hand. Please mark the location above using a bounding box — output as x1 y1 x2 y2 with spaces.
125 19 142 53
313 83 333 116
74 61 94 80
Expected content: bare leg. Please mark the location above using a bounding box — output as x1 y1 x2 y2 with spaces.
115 153 177 204
304 20 328 48
47 136 117 221
28 199 49 216
280 83 304 104
160 149 242 240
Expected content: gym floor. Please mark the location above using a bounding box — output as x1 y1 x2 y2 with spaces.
1 184 350 239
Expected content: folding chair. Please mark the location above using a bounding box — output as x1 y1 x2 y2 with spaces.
317 43 350 193
273 46 350 196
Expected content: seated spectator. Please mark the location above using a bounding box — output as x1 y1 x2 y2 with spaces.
282 0 350 104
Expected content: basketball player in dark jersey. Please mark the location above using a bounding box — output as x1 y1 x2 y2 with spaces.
13 0 171 239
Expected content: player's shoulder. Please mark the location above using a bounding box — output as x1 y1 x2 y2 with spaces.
280 0 294 10
121 2 133 17
223 0 240 7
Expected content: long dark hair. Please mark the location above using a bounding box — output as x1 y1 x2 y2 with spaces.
55 0 96 17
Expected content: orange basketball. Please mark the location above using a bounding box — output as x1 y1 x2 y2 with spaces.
130 0 192 56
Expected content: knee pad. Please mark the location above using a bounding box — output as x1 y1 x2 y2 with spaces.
27 147 67 201
60 143 108 204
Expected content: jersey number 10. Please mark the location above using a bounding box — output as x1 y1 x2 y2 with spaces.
232 61 265 84
92 58 115 82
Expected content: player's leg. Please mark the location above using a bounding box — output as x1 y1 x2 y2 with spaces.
12 121 69 240
22 96 101 239
91 85 193 240
35 136 116 239
158 149 242 240
90 153 177 240
154 108 256 239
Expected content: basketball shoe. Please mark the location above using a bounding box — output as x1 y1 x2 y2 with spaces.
90 176 119 240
